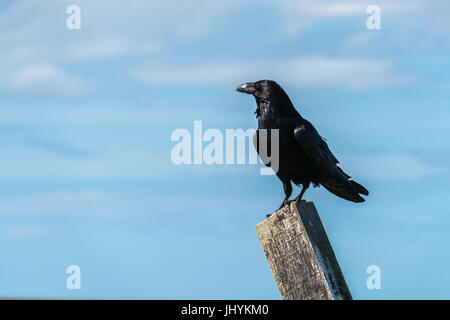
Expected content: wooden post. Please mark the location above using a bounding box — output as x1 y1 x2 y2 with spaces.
255 200 352 300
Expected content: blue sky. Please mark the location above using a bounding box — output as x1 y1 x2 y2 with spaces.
0 0 450 299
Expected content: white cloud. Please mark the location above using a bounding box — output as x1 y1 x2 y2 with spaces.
0 190 146 218
342 32 381 52
129 62 254 86
0 144 173 181
274 1 364 35
274 0 423 34
0 0 241 64
343 152 444 181
2 225 50 238
66 37 161 60
0 0 448 66
1 64 90 96
0 0 243 95
282 57 417 90
0 0 445 96
130 56 418 91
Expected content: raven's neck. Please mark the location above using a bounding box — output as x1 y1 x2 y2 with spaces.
256 98 301 129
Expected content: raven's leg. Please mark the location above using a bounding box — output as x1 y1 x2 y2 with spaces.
267 179 292 218
278 179 293 210
294 181 310 202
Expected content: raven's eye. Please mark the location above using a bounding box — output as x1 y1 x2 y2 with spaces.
255 83 261 90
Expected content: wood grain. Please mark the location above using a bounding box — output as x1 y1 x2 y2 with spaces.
255 200 352 300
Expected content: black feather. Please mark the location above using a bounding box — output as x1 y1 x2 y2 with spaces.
237 79 369 208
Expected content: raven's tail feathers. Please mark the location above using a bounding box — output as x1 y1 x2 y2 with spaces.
322 179 369 203
350 180 369 196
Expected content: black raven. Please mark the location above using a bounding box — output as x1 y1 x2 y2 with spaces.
237 80 368 209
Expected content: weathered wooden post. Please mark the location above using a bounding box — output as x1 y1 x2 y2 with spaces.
255 200 352 300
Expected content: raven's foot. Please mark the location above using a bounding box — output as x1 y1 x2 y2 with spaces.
278 198 294 210
293 195 307 203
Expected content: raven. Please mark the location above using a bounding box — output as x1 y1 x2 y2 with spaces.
237 80 368 209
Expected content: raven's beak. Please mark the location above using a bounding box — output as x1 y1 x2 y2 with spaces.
236 82 256 94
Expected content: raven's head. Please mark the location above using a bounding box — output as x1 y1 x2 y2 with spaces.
236 79 273 100
236 80 297 118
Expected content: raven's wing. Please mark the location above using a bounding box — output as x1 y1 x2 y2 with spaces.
293 121 343 177
293 120 369 202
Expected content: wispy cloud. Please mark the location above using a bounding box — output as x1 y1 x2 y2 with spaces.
0 0 440 97
24 137 94 159
274 0 423 34
0 64 90 96
0 0 240 64
0 145 172 180
66 37 161 60
343 152 445 181
1 225 50 239
130 56 418 91
0 191 142 218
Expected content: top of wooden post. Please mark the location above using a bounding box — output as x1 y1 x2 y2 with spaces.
255 200 352 300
